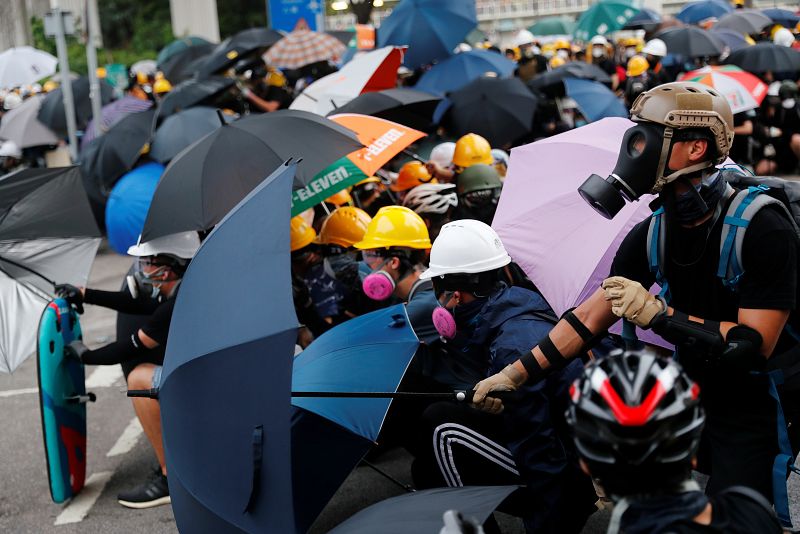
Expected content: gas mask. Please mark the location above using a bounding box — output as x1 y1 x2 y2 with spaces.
362 258 396 300
625 47 636 59
133 258 180 298
783 98 796 109
432 292 457 339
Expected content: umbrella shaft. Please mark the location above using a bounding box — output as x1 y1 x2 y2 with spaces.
292 391 462 400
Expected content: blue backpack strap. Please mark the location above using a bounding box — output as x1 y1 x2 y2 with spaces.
646 207 670 301
718 185 773 289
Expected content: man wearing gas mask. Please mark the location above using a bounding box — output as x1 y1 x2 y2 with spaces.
55 231 200 509
411 220 597 534
472 82 800 512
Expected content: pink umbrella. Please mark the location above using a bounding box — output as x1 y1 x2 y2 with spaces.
492 118 670 348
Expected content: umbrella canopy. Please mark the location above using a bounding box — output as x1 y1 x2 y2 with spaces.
264 28 346 70
79 108 155 201
81 95 153 148
714 10 772 35
442 76 537 148
492 117 668 349
328 486 518 534
105 162 164 254
37 77 114 135
150 107 232 164
679 65 767 113
157 36 214 65
527 61 611 93
327 88 441 131
710 28 753 53
0 166 101 372
376 0 478 70
574 0 640 41
141 110 363 241
0 94 58 148
563 77 627 122
623 7 663 30
291 114 424 214
158 42 216 83
414 50 516 96
0 46 57 89
290 46 405 116
157 76 235 118
675 0 733 25
198 27 284 78
291 304 420 531
529 16 577 37
161 162 298 534
465 27 488 47
762 8 800 29
654 26 725 58
725 41 800 74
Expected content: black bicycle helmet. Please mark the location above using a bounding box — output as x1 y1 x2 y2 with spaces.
566 349 704 496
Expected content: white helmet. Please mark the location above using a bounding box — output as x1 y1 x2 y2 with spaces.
642 38 667 57
128 231 201 260
403 183 458 216
774 28 795 48
0 140 22 158
420 219 511 279
3 92 22 110
491 148 509 167
429 142 456 168
514 29 535 48
591 35 609 47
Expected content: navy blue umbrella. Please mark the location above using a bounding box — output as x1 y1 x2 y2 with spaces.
675 0 732 25
328 486 518 534
414 49 516 96
377 0 477 70
763 8 800 29
623 7 662 30
563 77 627 123
160 162 299 533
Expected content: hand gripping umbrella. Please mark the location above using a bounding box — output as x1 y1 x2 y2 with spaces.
491 117 670 349
0 166 101 372
140 110 363 241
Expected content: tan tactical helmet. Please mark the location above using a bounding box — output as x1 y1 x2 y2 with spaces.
629 81 734 192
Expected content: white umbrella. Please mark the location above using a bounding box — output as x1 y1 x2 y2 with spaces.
290 46 405 116
0 46 57 89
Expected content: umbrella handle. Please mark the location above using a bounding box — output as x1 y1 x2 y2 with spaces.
127 388 159 399
455 389 515 404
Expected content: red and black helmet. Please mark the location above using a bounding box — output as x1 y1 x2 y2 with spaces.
566 349 704 495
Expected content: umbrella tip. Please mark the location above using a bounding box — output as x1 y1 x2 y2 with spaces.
216 108 227 126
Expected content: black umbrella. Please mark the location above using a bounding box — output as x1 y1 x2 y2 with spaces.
527 62 612 94
157 76 235 118
150 107 233 164
654 26 725 58
327 88 442 131
158 42 215 83
79 108 156 224
141 109 363 241
37 77 114 135
443 76 537 148
197 27 283 78
714 10 772 35
725 42 800 74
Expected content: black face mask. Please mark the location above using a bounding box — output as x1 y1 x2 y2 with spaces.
671 172 728 223
578 122 667 219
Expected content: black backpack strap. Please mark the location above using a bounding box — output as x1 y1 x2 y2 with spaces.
716 485 779 521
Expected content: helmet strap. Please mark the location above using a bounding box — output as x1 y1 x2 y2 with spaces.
652 127 715 193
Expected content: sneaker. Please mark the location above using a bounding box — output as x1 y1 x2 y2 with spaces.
117 471 170 509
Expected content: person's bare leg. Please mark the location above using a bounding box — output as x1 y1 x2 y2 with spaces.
790 134 800 161
128 364 166 476
755 159 777 176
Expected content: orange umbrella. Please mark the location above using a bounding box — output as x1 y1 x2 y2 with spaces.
328 113 426 176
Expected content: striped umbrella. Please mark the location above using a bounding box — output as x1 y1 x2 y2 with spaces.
81 96 152 148
679 65 767 114
264 28 346 70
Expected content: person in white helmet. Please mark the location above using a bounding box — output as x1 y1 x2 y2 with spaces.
774 27 795 48
590 35 619 90
3 92 22 111
642 38 671 86
0 140 25 175
57 231 201 509
409 219 597 534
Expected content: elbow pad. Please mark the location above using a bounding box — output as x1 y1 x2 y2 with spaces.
721 325 764 372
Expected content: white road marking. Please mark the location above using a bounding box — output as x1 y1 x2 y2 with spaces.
85 366 123 389
54 471 113 525
106 417 143 457
0 387 38 398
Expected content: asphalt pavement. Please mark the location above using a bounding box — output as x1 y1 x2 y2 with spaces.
1 246 799 533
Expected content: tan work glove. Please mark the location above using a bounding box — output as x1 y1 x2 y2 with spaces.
472 364 526 414
602 276 665 328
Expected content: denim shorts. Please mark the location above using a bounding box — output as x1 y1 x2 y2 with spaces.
152 365 163 389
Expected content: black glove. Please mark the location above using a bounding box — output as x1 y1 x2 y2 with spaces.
55 283 84 314
64 340 89 363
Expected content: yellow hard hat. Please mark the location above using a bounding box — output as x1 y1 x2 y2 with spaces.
325 188 353 206
316 207 372 248
626 55 650 77
290 215 317 252
623 37 640 47
453 133 493 168
554 38 571 50
266 67 287 88
96 66 107 78
353 206 432 250
549 56 566 69
136 71 150 85
391 161 434 192
42 80 58 93
153 74 172 94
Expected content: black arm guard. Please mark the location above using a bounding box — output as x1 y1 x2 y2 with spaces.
722 325 764 372
562 308 605 349
651 310 724 353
